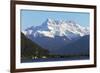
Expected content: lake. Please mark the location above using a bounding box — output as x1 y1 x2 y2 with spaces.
21 56 89 63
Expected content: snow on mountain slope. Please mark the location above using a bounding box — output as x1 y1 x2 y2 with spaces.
23 18 89 40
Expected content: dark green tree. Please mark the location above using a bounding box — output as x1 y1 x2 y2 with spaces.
21 32 49 59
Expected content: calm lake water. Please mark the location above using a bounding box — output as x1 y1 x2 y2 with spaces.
21 56 89 63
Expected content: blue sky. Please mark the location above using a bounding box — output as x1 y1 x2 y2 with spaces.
21 9 90 30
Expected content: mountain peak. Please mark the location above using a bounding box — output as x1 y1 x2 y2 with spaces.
23 19 89 39
46 18 52 22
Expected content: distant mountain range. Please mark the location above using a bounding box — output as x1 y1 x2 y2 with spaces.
23 18 89 39
22 18 90 55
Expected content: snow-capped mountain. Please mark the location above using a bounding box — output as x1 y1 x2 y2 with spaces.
23 18 89 40
22 18 90 54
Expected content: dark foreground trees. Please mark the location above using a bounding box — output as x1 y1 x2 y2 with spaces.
21 32 49 59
